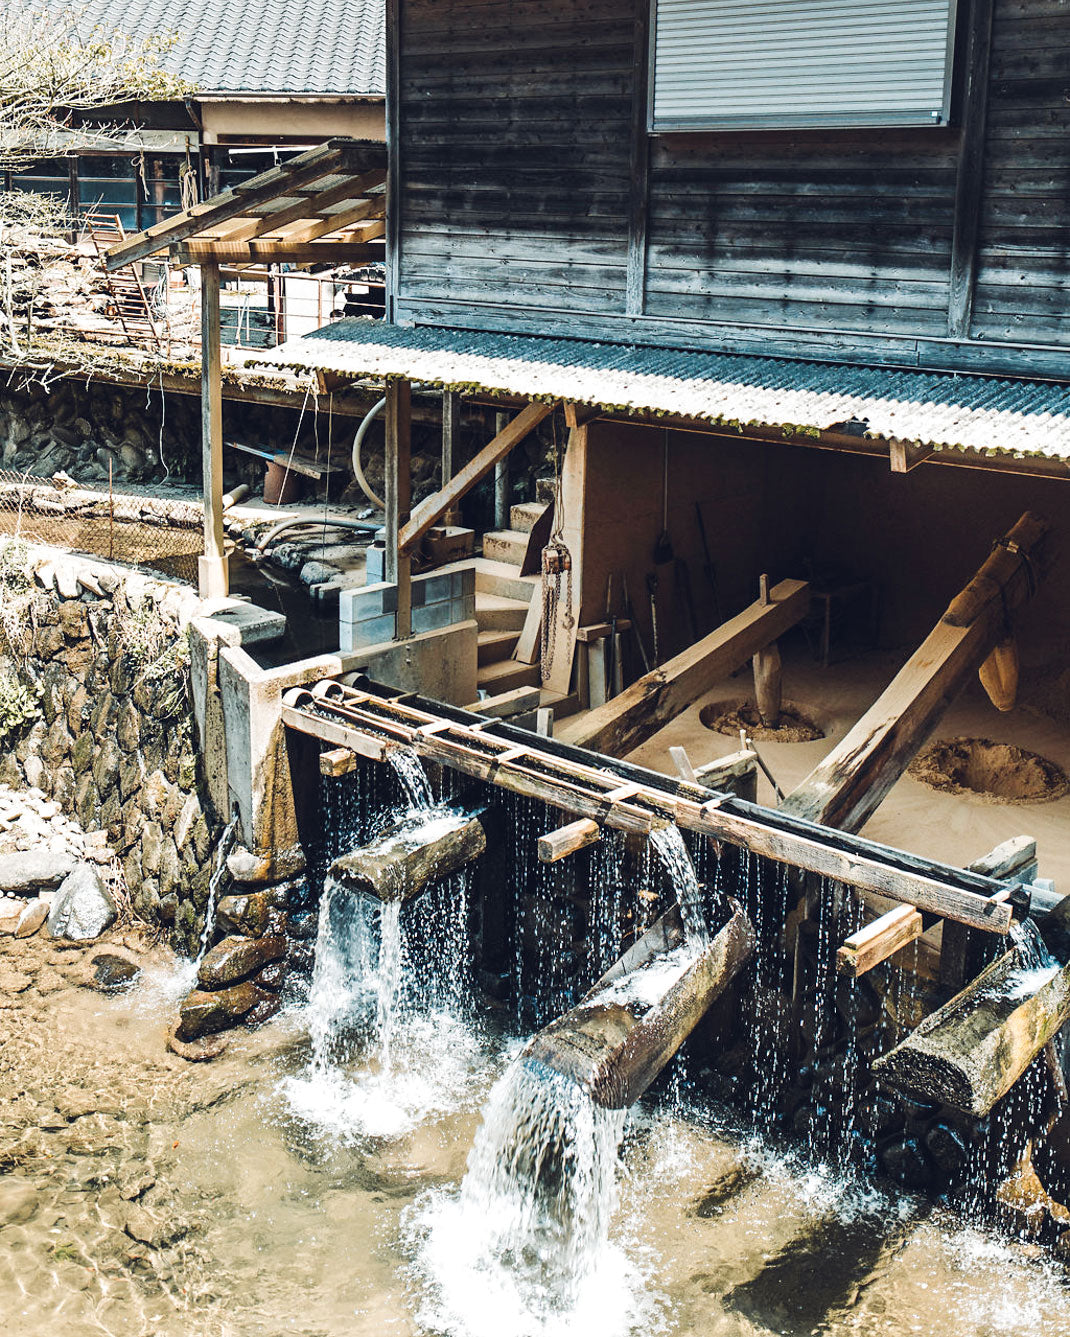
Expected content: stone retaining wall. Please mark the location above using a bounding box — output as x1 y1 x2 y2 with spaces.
0 540 219 953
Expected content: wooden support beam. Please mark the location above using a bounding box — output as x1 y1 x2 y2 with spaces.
463 685 541 719
441 389 461 524
542 422 587 695
564 402 602 428
558 579 809 757
222 171 385 244
319 746 358 777
780 512 1048 834
890 440 935 474
398 401 553 554
837 904 924 977
385 380 412 639
197 260 228 598
282 683 1015 930
173 241 382 265
538 817 602 863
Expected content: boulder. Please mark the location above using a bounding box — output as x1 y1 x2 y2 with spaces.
84 948 142 992
216 891 271 938
197 934 286 989
14 897 49 938
176 981 272 1040
47 864 117 941
0 848 75 896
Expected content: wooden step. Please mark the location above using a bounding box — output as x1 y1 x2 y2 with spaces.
475 592 529 632
540 689 581 721
482 529 528 566
510 501 548 534
478 629 519 665
477 658 541 693
472 558 538 603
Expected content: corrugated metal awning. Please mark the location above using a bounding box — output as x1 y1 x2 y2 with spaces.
255 321 1070 466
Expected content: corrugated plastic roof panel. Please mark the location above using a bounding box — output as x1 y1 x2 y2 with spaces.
47 0 384 97
256 322 1070 462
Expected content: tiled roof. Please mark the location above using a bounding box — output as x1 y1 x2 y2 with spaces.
54 0 384 97
256 322 1070 463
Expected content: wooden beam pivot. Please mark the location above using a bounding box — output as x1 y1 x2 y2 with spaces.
837 904 924 977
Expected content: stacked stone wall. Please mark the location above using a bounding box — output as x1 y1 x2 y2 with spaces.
0 543 218 953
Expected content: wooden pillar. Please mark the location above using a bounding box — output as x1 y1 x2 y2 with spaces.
442 389 461 524
752 641 782 726
198 260 228 598
543 422 588 695
385 379 412 639
494 409 510 531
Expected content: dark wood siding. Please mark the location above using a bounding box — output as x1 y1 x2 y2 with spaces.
397 0 1070 366
971 0 1070 343
400 0 634 314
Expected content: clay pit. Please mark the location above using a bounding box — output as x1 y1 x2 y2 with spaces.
909 737 1070 805
699 698 827 743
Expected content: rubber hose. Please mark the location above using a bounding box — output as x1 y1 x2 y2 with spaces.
351 396 387 511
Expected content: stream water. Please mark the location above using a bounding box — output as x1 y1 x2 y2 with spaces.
3 927 1069 1337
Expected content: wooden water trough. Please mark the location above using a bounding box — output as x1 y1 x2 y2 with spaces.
521 900 755 1109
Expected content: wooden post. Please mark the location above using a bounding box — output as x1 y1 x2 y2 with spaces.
385 379 412 639
494 409 510 531
543 422 588 695
198 260 228 598
538 817 602 863
441 389 461 524
752 642 782 727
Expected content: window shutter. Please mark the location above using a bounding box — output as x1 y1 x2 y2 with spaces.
651 0 957 131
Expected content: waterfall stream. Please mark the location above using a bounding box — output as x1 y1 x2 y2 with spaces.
649 824 710 951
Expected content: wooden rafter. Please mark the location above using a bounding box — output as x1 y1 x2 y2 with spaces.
105 138 386 271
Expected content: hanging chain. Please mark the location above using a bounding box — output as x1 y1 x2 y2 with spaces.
540 412 574 684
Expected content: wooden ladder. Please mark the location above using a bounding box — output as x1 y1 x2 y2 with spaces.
84 213 166 351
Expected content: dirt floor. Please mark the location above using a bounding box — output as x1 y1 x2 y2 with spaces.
628 638 1070 889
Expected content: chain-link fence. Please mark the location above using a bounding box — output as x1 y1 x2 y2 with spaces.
0 469 203 582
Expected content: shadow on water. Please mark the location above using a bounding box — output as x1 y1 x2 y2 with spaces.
723 1208 919 1334
228 550 340 667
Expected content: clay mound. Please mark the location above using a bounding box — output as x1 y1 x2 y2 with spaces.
909 737 1070 805
700 699 826 744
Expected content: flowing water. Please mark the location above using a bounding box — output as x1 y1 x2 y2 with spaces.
649 825 710 952
2 926 1070 1337
194 814 241 965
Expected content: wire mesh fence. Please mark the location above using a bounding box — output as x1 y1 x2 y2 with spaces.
0 469 203 582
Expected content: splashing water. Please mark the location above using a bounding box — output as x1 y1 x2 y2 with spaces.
283 860 484 1140
410 1059 651 1337
649 824 710 951
387 745 434 809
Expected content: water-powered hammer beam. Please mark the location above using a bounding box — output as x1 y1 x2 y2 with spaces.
780 512 1049 834
330 812 487 902
522 901 756 1109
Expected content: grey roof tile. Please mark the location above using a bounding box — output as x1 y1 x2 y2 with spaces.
38 0 384 97
256 322 1070 462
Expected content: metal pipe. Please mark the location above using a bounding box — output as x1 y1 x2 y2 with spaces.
253 516 379 553
351 395 386 511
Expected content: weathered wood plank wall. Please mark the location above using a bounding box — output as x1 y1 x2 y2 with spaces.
395 0 1070 372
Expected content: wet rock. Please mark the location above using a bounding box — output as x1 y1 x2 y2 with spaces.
47 863 117 941
56 1088 120 1120
247 992 282 1027
0 847 75 895
0 1178 38 1226
227 842 305 884
122 1204 178 1248
879 1135 931 1190
15 897 50 938
84 948 142 992
216 892 271 938
167 1026 228 1062
197 934 286 989
176 981 272 1040
925 1122 970 1177
254 959 289 992
0 966 33 993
